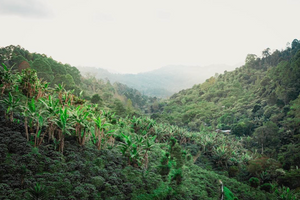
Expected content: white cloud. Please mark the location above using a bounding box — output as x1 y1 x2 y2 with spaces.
0 0 52 18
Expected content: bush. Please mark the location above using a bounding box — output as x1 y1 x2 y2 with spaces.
260 183 273 193
91 176 105 189
91 94 102 104
228 166 239 178
278 169 300 189
249 177 260 188
224 186 238 200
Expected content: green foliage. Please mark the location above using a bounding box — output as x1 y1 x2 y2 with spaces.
278 169 300 189
25 182 48 200
65 64 81 85
31 58 54 82
0 92 21 122
260 183 273 193
158 153 171 180
275 186 297 200
231 120 253 136
91 93 102 104
1 41 299 200
249 177 260 188
51 74 76 90
228 166 239 177
118 132 156 167
223 186 238 200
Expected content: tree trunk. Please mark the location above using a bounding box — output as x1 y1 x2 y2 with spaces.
25 117 29 141
10 111 13 123
81 130 86 146
59 134 65 153
38 130 47 146
34 123 40 147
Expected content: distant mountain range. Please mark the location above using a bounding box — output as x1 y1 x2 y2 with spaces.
77 64 241 98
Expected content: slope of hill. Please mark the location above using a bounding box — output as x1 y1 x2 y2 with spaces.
152 39 300 175
1 41 300 199
78 64 239 98
0 45 156 115
0 63 278 200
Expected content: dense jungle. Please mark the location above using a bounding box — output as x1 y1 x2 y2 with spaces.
0 39 300 200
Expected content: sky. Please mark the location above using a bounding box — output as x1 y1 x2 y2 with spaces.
1 0 300 74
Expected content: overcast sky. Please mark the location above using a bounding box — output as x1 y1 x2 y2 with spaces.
1 0 300 74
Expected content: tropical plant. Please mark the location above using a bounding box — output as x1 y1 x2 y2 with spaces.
119 133 155 167
22 98 41 142
39 95 60 142
0 63 15 94
71 105 91 146
55 107 73 153
54 83 65 105
25 182 47 200
0 92 21 122
275 186 297 200
19 68 39 98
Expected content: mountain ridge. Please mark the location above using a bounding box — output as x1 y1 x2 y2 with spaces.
78 63 241 98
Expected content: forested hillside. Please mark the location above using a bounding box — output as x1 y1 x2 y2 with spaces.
0 45 157 116
78 64 237 98
152 38 300 188
0 41 299 200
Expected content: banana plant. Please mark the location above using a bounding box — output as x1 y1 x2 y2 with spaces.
119 133 141 166
54 83 65 105
55 107 74 153
141 135 157 169
275 186 296 200
213 144 231 167
35 115 49 147
119 133 157 167
71 105 91 146
119 133 132 156
62 89 75 106
0 92 21 122
35 81 49 101
19 68 39 98
26 182 47 200
23 98 46 145
146 118 156 131
93 115 113 150
0 63 15 94
39 95 60 142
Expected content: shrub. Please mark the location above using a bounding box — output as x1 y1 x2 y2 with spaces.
278 169 300 189
249 177 260 188
91 176 105 189
228 166 239 177
260 183 273 193
224 186 238 200
91 94 102 104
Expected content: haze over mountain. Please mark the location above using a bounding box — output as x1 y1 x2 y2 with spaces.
78 64 240 98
